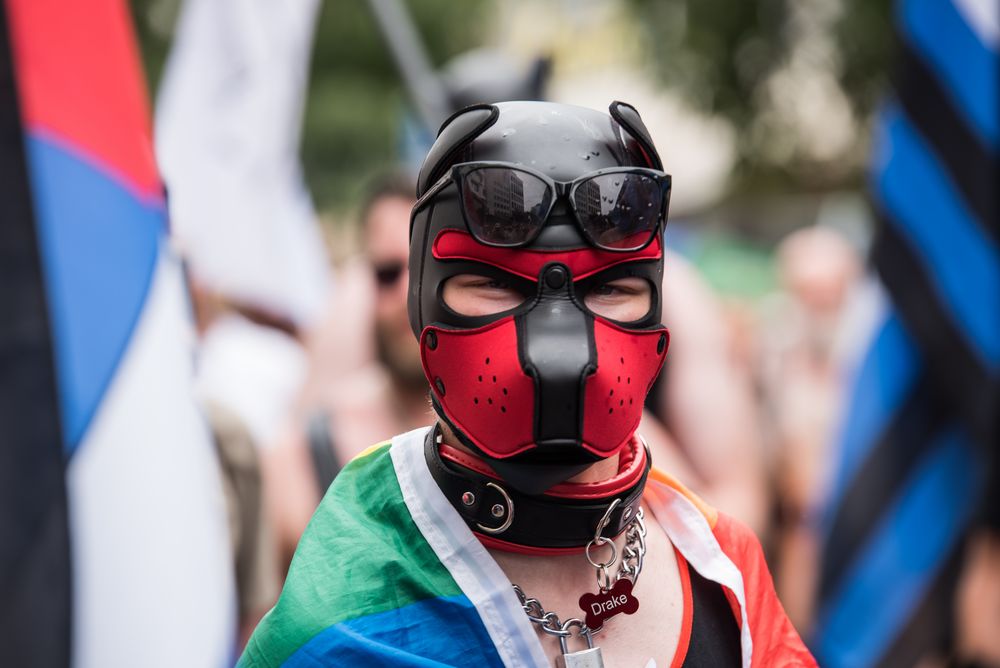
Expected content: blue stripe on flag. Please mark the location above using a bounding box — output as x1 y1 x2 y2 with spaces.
814 426 983 667
825 310 921 511
873 106 1000 367
283 595 506 668
899 0 999 148
25 132 165 453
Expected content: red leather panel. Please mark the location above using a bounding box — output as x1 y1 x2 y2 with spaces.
581 319 669 456
421 317 535 458
433 229 661 281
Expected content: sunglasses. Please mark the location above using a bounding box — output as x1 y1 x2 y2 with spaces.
373 262 405 288
414 161 671 252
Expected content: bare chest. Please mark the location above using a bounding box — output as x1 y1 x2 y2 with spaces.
495 515 683 667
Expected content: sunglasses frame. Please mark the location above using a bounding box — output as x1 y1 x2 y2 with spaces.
414 161 672 253
372 261 406 288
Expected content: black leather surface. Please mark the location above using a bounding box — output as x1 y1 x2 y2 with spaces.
519 264 595 446
408 100 670 495
423 427 650 549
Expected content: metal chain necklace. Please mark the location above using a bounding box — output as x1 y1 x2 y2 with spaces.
511 499 647 667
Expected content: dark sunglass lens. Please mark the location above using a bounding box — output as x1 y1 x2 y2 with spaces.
374 263 405 287
462 168 551 246
574 173 662 250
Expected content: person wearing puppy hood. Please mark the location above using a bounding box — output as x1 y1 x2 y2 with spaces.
240 101 814 667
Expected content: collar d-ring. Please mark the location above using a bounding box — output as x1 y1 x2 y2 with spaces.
593 497 622 542
475 481 515 534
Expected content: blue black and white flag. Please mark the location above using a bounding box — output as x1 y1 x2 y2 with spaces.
814 0 998 665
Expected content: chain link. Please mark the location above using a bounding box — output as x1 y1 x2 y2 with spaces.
511 507 647 639
617 507 647 583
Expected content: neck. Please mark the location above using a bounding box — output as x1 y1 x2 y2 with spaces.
391 383 433 429
436 420 621 484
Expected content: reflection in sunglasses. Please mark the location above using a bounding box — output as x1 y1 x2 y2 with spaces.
417 162 670 253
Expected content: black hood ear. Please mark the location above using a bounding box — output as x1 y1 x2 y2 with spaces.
416 103 499 197
609 100 662 170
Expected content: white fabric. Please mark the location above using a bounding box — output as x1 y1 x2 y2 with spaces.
155 0 329 327
390 427 755 667
645 484 754 667
68 252 236 667
952 0 999 47
391 427 549 668
196 313 308 449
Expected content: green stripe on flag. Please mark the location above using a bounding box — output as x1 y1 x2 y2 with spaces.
239 442 461 667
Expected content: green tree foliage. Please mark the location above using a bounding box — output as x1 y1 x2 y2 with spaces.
130 0 493 212
626 0 894 194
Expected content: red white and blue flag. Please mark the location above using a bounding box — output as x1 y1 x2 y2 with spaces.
0 1 235 665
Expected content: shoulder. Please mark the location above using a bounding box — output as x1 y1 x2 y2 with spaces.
646 471 816 666
646 467 720 526
240 436 461 667
647 468 764 568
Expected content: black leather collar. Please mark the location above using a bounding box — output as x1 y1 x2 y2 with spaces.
423 427 650 551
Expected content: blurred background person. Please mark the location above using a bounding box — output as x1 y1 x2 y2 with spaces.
153 0 334 642
758 224 864 628
303 172 429 449
643 251 772 537
261 173 433 568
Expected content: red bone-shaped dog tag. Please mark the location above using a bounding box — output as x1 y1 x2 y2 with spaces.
578 578 640 630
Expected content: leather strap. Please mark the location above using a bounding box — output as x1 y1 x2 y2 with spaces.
423 426 651 551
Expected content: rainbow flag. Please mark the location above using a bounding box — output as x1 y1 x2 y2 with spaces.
241 427 813 667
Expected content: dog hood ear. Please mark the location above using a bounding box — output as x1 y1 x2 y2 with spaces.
416 104 499 197
609 100 662 170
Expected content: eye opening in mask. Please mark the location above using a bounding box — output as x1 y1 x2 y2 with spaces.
441 271 533 318
582 276 654 324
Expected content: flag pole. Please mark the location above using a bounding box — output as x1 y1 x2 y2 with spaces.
364 0 451 134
